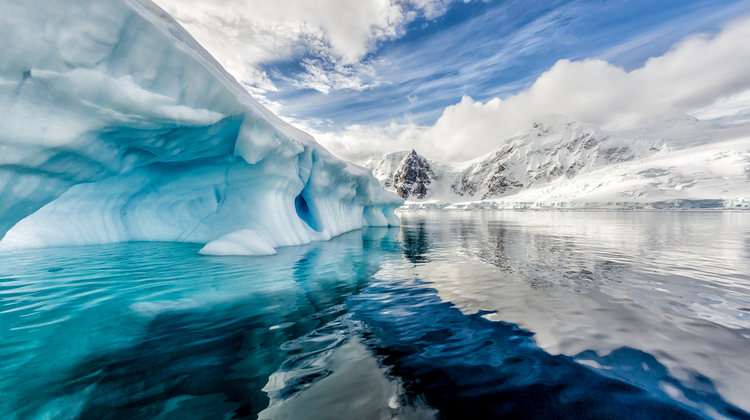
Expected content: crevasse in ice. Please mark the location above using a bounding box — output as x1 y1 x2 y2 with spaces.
0 0 402 255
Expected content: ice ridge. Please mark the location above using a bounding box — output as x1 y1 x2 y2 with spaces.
0 0 402 254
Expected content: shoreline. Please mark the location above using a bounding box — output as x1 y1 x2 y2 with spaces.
396 198 750 211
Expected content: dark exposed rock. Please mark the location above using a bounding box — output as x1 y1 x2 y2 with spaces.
532 121 553 137
451 178 477 197
582 136 599 150
600 146 634 163
566 160 585 178
392 150 437 199
482 164 524 199
490 145 516 163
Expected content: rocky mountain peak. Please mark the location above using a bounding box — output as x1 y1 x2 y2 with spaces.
392 149 437 199
364 115 695 205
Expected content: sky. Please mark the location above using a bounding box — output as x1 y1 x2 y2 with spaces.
154 0 750 163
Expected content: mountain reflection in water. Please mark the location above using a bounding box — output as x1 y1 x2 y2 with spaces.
1 211 749 419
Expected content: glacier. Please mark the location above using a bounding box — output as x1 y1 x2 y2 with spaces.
0 0 402 254
366 114 750 210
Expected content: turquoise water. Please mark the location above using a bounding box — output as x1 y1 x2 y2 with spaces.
1 211 749 419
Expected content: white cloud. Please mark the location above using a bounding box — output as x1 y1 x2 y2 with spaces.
283 58 382 94
310 122 431 164
313 16 750 163
153 0 466 93
690 89 750 122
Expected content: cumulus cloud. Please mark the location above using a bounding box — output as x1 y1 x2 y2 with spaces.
153 0 467 93
313 16 750 163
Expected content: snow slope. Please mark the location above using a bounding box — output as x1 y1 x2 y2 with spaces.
0 0 401 254
365 115 750 209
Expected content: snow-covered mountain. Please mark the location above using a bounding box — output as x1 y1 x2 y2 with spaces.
365 115 750 209
0 0 402 255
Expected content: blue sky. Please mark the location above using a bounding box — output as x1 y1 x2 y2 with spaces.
256 0 750 128
157 0 750 161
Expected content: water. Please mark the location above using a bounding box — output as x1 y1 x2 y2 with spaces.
1 211 749 419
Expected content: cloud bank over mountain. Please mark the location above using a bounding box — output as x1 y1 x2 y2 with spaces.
311 16 750 163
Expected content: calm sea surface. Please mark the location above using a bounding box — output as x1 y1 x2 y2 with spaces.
1 211 749 419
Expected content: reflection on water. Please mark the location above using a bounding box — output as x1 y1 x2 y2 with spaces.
1 212 749 419
0 230 394 419
398 212 750 412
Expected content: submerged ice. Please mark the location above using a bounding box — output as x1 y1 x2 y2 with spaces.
0 0 401 254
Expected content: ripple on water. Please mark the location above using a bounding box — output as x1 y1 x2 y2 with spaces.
0 213 749 419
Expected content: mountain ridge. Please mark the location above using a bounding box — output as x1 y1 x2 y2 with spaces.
365 114 750 209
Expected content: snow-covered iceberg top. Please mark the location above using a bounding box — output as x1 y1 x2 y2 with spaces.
0 0 402 255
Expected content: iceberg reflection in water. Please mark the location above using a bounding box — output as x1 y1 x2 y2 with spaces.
1 212 749 419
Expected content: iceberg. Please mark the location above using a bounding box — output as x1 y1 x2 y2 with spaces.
0 0 402 254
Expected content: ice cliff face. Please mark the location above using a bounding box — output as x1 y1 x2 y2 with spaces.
0 0 402 254
366 115 750 209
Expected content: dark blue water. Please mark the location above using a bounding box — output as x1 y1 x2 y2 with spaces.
1 212 749 419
